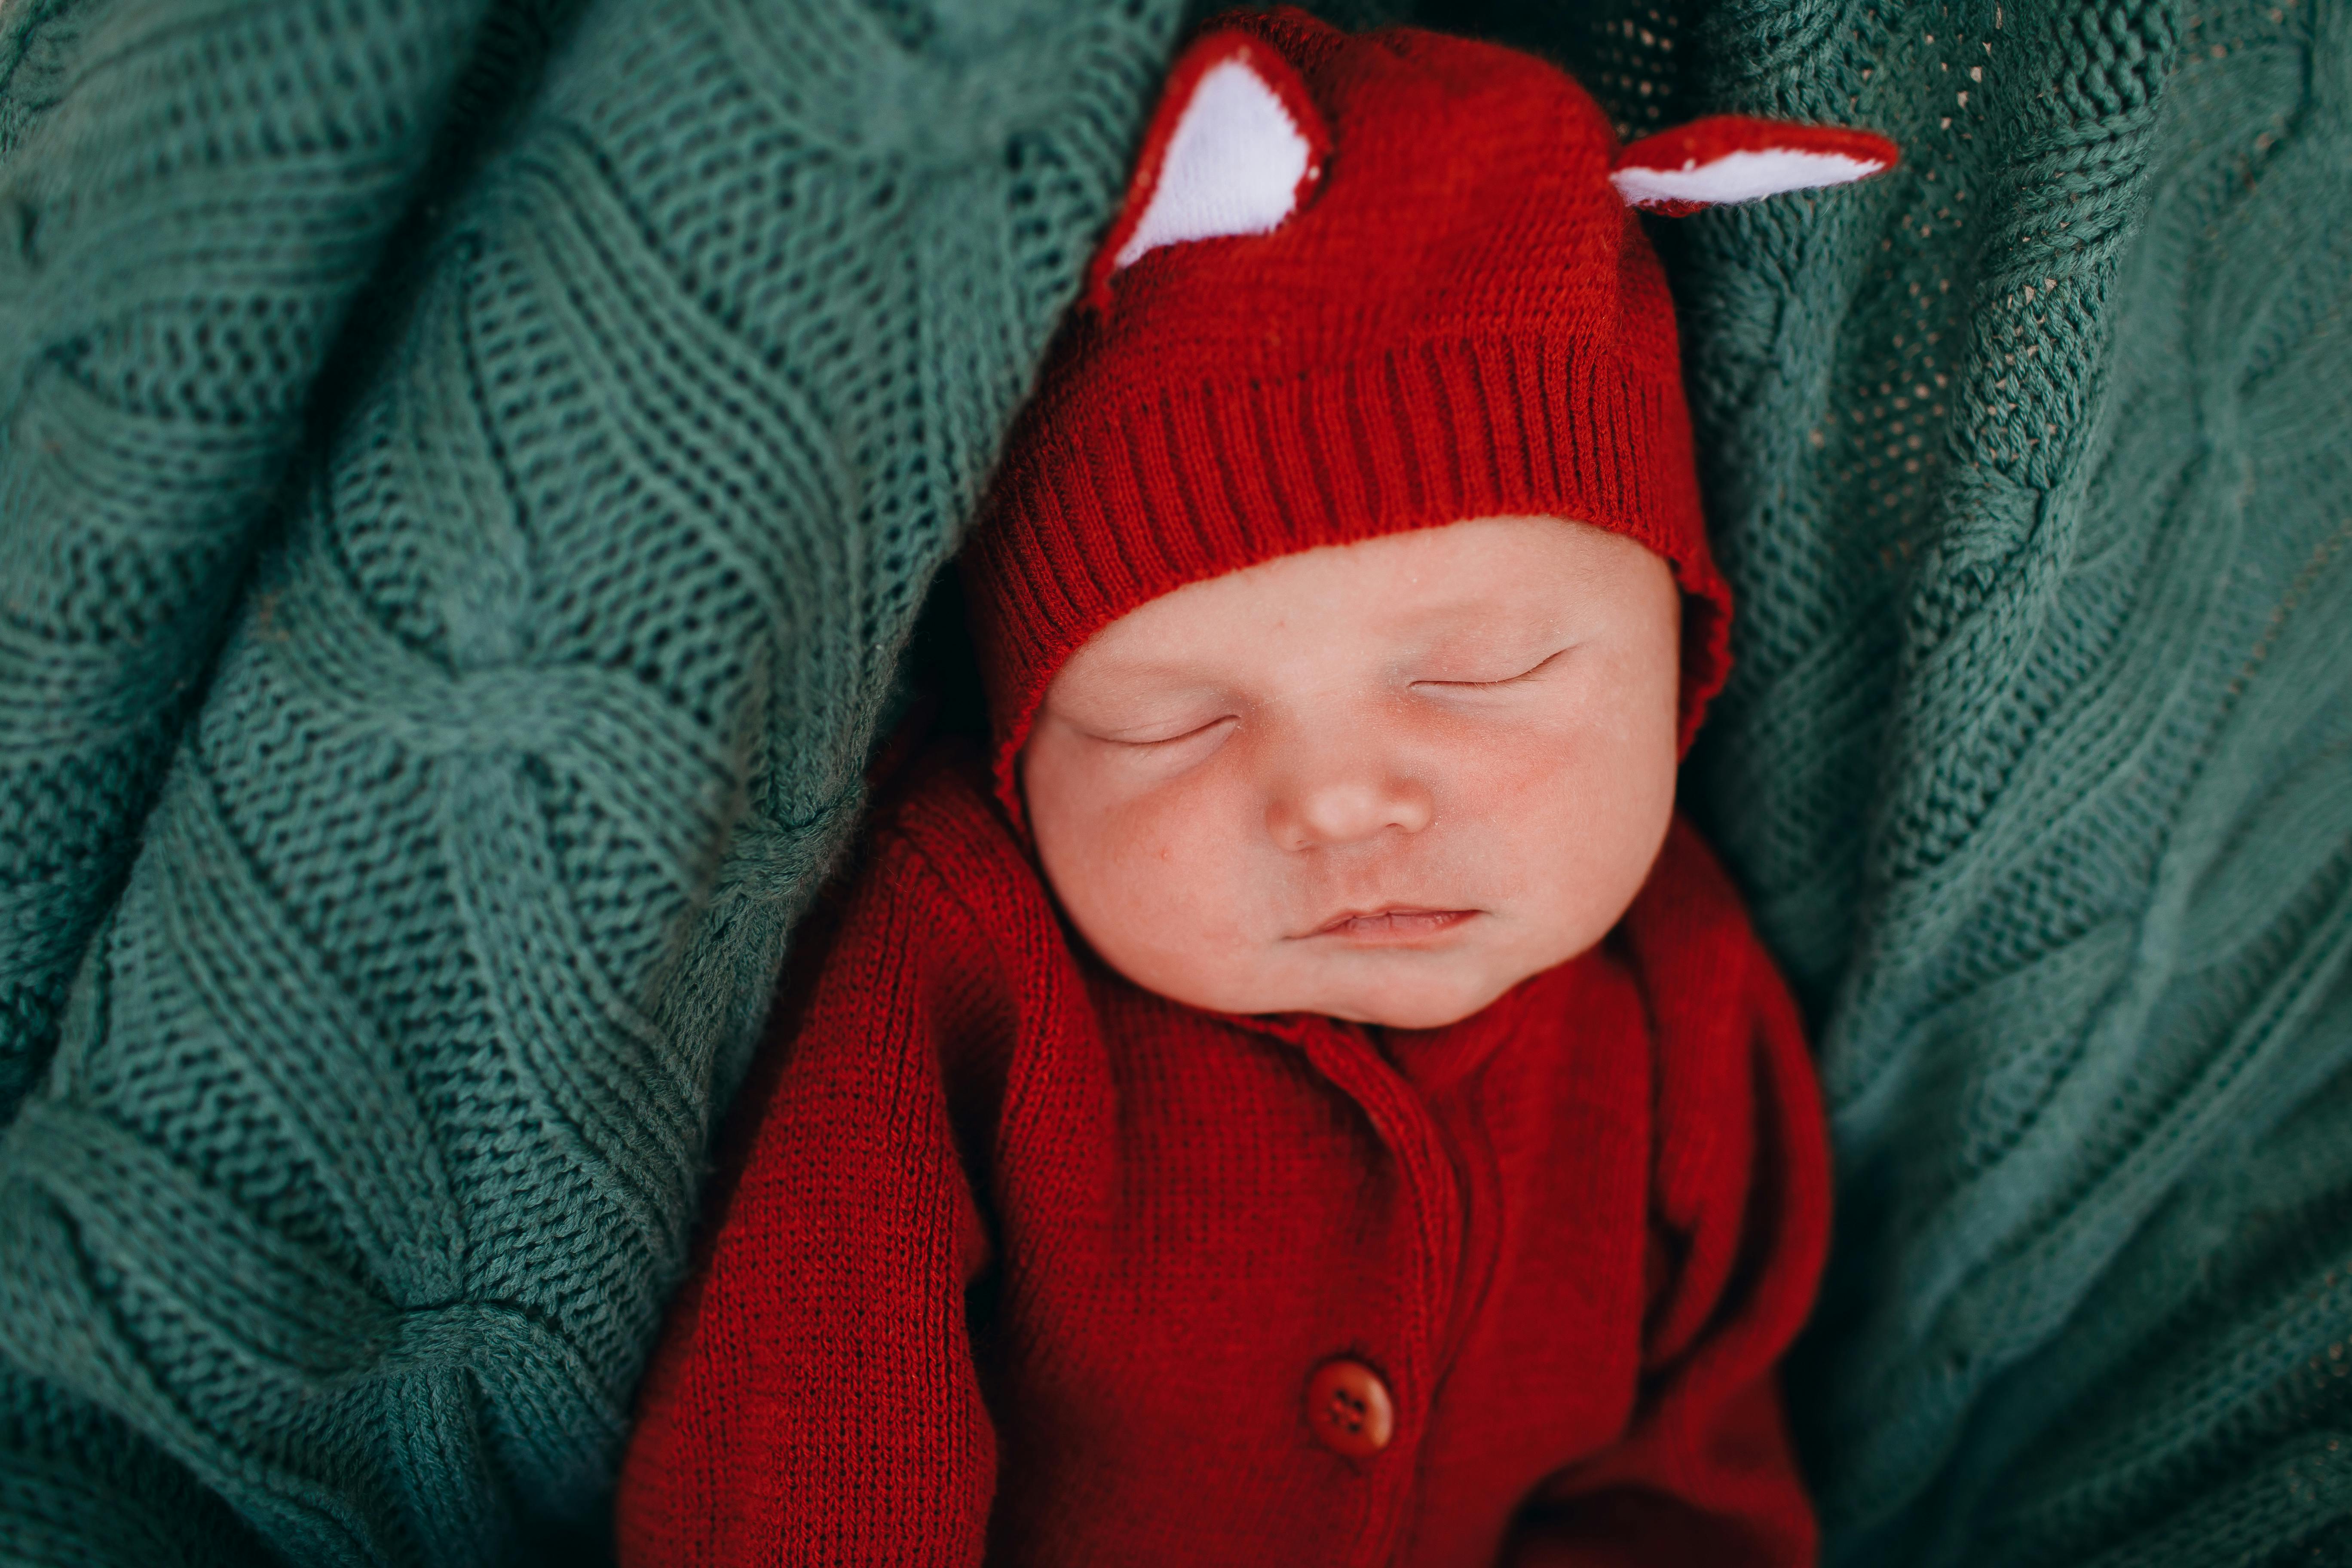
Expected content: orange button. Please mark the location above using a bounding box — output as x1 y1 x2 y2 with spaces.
1305 1357 1395 1458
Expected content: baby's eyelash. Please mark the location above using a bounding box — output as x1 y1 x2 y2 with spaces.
1415 647 1573 690
1102 715 1237 747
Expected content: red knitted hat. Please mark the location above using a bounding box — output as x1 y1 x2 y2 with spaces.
964 8 1896 814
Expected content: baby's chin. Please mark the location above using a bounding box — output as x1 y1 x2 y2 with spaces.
1148 952 1534 1032
1314 988 1507 1031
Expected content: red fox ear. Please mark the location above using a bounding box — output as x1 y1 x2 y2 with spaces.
1086 30 1331 310
1611 116 1899 215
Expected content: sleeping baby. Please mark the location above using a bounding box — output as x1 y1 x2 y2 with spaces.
617 10 1896 1564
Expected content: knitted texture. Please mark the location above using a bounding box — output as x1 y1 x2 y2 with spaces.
966 8 1732 808
0 0 1188 1560
1432 1 2352 1562
613 747 1827 1567
0 0 503 1122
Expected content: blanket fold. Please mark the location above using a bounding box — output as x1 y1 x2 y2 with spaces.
0 0 1185 1558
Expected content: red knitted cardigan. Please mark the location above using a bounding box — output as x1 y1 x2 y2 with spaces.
615 745 1830 1566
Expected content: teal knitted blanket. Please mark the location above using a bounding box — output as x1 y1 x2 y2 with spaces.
1 0 2346 1563
1658 5 2352 1562
0 0 1182 1557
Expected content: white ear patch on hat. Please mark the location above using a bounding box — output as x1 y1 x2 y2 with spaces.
1087 31 1331 307
1611 116 1899 215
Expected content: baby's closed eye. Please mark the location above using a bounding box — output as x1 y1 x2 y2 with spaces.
1409 645 1578 691
1092 714 1240 747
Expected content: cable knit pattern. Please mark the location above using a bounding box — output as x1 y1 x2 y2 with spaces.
0 0 1183 1561
0 0 500 1121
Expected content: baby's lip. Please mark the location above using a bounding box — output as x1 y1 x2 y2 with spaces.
1298 907 1480 942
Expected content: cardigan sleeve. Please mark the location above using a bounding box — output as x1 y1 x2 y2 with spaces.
614 820 1007 1568
1502 820 1834 1568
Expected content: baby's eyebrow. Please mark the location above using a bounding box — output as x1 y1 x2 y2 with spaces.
1043 667 1236 726
1057 657 1226 692
1390 595 1573 643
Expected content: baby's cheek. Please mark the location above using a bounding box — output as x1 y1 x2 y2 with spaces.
1098 781 1259 938
1460 727 1655 928
1448 725 1592 843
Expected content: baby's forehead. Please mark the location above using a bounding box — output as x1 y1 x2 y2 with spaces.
1055 515 1671 684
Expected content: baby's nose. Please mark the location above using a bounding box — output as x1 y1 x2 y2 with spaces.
1269 773 1436 850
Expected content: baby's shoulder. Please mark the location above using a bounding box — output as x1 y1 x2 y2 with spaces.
832 735 1063 961
1621 813 1764 954
1613 812 1784 1032
860 735 1030 876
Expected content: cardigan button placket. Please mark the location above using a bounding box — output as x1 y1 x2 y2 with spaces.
1263 1011 1470 1564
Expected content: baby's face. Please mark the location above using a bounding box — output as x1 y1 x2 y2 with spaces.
1020 515 1683 1029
